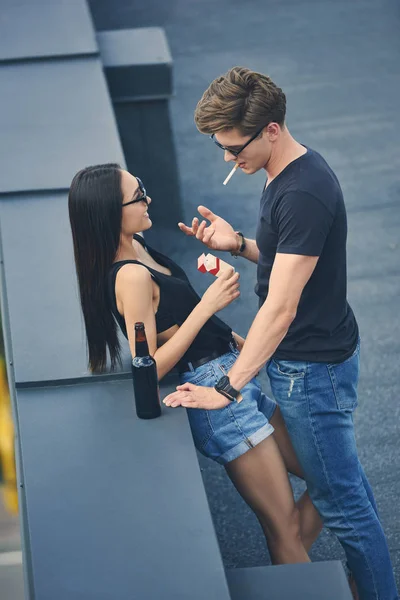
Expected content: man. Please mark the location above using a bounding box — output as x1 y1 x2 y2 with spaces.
164 67 398 600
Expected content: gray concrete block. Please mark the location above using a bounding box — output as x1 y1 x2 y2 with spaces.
16 379 231 600
0 192 87 382
0 190 134 383
0 58 124 194
97 28 172 100
96 27 182 227
227 562 352 600
112 100 183 227
0 0 97 62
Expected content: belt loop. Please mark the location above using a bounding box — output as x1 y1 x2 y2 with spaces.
188 361 194 372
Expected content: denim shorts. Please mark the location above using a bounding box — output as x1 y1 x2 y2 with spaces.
179 348 277 465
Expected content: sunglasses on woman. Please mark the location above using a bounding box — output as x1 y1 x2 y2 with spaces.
122 177 148 207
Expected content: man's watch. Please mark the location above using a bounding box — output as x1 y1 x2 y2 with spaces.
230 231 246 258
214 375 243 403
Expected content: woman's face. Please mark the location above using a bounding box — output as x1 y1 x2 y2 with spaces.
120 170 152 235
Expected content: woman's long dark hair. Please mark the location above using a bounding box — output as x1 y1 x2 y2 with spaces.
68 163 123 372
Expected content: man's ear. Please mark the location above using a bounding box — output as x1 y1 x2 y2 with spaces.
266 122 280 141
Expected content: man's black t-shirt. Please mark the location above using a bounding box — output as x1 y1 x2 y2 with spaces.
255 147 358 363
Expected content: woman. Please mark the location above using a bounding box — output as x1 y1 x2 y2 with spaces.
68 163 322 565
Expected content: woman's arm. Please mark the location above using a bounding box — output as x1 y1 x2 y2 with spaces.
116 264 240 380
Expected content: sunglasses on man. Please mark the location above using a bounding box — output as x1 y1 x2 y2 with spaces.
210 124 268 158
122 177 148 207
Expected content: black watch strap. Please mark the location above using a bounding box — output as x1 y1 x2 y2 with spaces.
230 231 246 257
214 375 241 401
217 388 236 402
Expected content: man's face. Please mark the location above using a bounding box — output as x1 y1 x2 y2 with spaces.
212 126 273 174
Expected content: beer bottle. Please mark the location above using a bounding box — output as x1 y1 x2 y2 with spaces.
131 322 161 419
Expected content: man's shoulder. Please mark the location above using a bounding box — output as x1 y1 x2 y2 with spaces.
287 147 337 185
272 148 342 211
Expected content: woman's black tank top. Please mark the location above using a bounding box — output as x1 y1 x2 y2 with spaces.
108 234 233 369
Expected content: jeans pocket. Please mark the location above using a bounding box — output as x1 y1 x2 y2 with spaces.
327 350 360 412
271 359 306 379
267 360 307 406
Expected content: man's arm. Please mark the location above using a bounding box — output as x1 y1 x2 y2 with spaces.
234 236 260 264
229 190 335 389
163 252 318 410
178 206 259 264
228 252 318 390
164 191 333 409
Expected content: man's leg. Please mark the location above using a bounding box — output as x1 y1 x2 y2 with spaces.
267 347 398 600
269 406 324 550
358 461 379 517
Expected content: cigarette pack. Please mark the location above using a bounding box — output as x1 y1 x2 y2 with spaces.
197 253 234 277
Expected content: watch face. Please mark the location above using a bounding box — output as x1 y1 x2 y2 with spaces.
216 375 230 391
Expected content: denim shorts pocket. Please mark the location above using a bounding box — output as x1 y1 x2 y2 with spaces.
272 359 306 378
327 350 359 412
186 408 214 450
217 352 237 375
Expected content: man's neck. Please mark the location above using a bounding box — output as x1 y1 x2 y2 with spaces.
265 129 307 184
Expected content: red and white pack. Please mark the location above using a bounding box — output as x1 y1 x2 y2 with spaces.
197 253 234 277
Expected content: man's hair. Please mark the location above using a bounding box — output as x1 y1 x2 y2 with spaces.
194 66 286 136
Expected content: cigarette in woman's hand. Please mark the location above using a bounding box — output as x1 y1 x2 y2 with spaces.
223 164 239 186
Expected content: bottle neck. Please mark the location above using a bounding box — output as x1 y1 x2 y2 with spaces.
135 339 149 357
134 324 149 357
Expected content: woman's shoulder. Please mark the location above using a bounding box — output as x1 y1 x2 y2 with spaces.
114 262 152 286
114 263 154 309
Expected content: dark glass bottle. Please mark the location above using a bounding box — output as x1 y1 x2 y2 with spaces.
131 322 161 419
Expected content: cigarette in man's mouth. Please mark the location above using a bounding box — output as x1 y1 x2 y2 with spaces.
223 163 239 186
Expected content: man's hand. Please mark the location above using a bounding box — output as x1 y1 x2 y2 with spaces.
163 383 230 409
178 205 239 252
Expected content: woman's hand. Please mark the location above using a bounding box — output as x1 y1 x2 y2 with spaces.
178 205 240 253
200 267 240 316
163 383 230 409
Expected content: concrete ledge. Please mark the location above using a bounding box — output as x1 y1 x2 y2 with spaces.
227 562 352 600
0 0 98 62
97 28 173 101
16 378 231 600
0 563 24 600
0 59 124 194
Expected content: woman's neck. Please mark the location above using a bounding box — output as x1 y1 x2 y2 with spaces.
114 233 141 262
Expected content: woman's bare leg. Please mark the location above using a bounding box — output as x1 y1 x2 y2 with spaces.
269 406 324 550
225 435 310 565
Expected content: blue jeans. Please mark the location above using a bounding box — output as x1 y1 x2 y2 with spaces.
267 339 398 600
